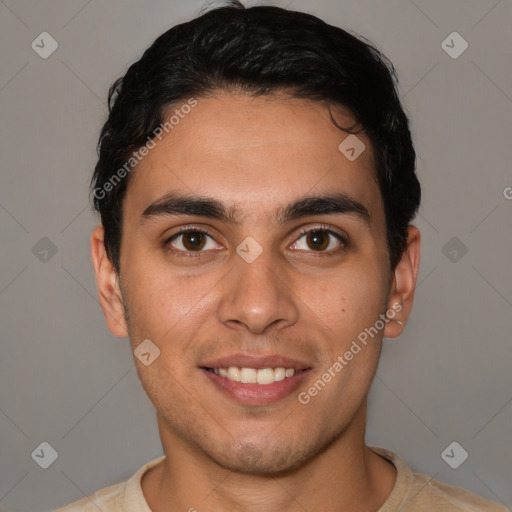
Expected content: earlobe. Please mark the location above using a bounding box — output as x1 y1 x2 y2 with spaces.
383 225 421 339
90 225 129 338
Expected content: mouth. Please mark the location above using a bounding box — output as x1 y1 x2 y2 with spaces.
199 355 312 405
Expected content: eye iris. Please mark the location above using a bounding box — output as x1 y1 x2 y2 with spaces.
183 232 206 251
307 230 329 251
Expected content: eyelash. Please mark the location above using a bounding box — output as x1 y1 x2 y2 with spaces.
163 224 349 258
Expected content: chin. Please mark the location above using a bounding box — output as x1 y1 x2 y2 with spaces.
207 439 313 476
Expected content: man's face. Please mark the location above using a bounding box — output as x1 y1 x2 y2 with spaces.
104 92 400 473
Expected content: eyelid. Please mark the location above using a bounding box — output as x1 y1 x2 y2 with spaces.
163 223 349 255
164 225 220 256
296 223 348 245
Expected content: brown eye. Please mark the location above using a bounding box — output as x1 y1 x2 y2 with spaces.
182 231 207 251
166 228 219 253
306 230 330 251
291 227 347 253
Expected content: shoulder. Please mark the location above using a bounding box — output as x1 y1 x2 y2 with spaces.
53 455 166 512
53 480 125 511
412 472 509 512
369 446 508 512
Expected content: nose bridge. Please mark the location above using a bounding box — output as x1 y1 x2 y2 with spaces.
217 243 299 333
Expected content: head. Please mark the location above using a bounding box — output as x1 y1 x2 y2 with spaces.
91 2 421 474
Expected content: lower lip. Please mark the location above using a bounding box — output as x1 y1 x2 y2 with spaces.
200 368 310 405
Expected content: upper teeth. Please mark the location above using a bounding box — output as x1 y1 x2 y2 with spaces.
211 367 296 385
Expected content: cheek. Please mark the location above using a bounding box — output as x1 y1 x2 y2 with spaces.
123 259 221 350
307 266 388 339
121 242 236 386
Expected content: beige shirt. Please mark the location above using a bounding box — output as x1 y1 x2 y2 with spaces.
54 446 508 511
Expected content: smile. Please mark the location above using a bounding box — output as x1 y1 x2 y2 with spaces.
201 366 310 405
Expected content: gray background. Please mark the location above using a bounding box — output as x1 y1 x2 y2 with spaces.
0 0 511 510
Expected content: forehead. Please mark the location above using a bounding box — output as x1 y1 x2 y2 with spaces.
123 92 384 228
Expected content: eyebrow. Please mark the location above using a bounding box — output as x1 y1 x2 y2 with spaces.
140 191 371 226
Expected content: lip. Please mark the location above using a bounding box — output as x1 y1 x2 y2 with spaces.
199 353 311 371
200 367 311 405
198 353 312 406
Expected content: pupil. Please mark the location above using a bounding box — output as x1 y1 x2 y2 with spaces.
308 231 328 251
185 232 204 250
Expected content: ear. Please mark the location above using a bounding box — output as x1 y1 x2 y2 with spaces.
90 225 129 338
383 225 421 339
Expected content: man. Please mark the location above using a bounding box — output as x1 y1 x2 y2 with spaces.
56 2 507 511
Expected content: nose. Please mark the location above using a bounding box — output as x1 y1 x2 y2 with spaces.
217 251 299 334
